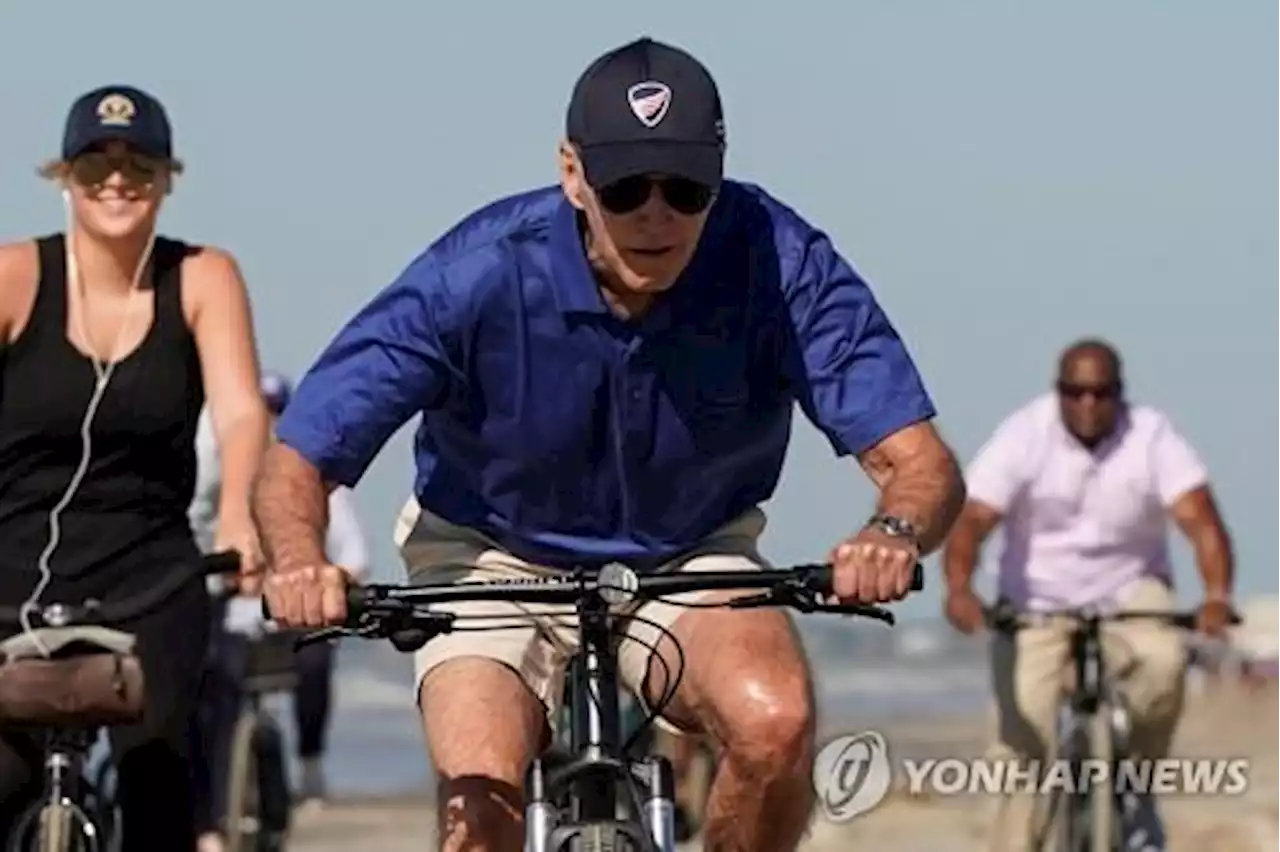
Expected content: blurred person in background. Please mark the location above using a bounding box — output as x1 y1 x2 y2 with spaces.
942 338 1236 852
190 372 369 852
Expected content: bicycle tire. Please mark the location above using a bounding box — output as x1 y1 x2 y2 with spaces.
251 720 292 848
36 803 72 852
5 799 42 852
224 710 260 852
1055 724 1096 852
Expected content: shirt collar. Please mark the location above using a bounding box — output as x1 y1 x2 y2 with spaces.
1054 404 1132 460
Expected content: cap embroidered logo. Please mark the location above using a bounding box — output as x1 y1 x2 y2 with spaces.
626 81 672 129
96 94 137 127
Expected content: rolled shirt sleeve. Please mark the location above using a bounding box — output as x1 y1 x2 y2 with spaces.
1148 413 1210 507
782 229 937 456
965 407 1036 514
274 254 466 487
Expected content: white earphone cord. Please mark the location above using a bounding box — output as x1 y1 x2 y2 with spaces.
18 193 157 655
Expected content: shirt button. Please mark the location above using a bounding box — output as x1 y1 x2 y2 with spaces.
630 388 642 401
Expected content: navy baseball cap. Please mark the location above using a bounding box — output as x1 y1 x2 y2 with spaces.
566 37 725 189
62 85 173 161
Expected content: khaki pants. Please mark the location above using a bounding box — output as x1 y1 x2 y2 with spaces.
393 498 771 734
987 576 1188 852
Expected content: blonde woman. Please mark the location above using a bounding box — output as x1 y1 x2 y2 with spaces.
0 85 268 850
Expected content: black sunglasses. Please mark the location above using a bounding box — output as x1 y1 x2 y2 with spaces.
70 148 166 187
1057 381 1121 400
596 175 717 216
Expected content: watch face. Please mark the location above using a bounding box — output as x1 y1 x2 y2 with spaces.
873 515 917 540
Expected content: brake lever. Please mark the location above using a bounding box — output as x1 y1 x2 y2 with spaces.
294 627 348 650
807 601 897 626
726 592 776 609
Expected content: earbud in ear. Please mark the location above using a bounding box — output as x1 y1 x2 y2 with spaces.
61 188 71 205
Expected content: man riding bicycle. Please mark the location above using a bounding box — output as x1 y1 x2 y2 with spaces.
252 37 966 851
942 338 1236 852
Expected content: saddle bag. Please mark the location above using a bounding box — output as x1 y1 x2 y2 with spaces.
0 627 146 729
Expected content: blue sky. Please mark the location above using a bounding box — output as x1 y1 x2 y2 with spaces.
1 1 1273 619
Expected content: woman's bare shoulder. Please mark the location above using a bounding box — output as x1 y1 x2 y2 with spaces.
0 240 41 341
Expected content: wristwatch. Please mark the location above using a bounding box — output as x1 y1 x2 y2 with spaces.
865 513 921 551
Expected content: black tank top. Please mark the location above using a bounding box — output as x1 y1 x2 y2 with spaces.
0 234 204 605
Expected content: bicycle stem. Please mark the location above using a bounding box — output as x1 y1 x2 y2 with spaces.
569 590 622 821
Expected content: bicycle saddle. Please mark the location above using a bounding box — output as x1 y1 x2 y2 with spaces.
0 627 137 662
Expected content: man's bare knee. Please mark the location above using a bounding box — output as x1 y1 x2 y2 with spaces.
719 671 815 775
421 658 547 850
421 657 547 782
656 607 816 774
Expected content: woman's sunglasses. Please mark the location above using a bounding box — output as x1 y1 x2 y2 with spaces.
70 149 166 188
597 175 717 216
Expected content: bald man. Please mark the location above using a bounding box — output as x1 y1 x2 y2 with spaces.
942 338 1235 851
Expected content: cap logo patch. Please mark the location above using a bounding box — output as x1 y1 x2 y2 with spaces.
96 93 136 127
627 81 672 129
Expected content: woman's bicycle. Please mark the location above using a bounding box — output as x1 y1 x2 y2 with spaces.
277 560 923 852
0 551 238 852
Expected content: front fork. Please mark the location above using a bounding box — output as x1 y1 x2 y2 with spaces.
523 755 678 852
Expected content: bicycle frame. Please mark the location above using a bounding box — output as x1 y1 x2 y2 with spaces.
4 727 115 852
1055 615 1130 852
525 587 675 852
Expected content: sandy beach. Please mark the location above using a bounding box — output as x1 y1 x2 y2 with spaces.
286 677 1277 851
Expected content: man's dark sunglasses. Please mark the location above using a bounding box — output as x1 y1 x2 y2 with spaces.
1057 381 1121 400
597 175 717 216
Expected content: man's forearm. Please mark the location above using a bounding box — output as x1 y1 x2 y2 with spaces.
1193 530 1234 600
252 444 332 573
876 458 966 554
941 521 983 593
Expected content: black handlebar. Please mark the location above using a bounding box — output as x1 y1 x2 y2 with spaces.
257 561 923 619
984 603 1242 634
343 561 922 612
262 561 924 651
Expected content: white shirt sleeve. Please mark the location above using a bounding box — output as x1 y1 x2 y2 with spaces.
1148 412 1210 506
188 406 222 555
964 401 1039 514
325 486 371 580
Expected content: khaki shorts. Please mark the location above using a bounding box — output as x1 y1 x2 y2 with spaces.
393 498 770 735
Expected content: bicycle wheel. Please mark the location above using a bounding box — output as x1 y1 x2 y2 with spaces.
251 721 291 851
5 799 48 852
1054 723 1096 852
6 797 106 852
223 711 260 852
38 803 74 852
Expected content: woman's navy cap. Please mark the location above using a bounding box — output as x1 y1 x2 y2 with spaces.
62 85 173 161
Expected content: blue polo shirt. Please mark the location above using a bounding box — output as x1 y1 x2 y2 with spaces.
275 181 936 568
